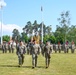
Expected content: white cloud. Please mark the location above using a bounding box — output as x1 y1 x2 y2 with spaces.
0 22 23 36
0 0 6 8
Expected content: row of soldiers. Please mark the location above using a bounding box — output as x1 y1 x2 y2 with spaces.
1 41 16 53
53 43 75 53
27 42 75 54
0 41 75 54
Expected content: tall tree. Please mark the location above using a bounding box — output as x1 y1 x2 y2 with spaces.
67 25 76 44
23 21 33 37
56 11 71 43
33 20 39 32
23 20 52 42
12 29 20 42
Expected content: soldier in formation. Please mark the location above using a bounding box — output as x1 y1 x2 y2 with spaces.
2 41 7 53
43 41 52 68
64 41 69 53
8 42 11 53
54 44 58 53
71 41 75 53
58 42 62 53
27 41 33 55
16 41 26 67
31 40 41 68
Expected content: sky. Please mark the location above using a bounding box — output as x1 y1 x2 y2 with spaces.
0 0 76 36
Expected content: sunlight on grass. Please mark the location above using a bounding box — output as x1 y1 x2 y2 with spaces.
0 50 76 75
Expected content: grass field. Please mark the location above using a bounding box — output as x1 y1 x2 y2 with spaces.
0 50 76 75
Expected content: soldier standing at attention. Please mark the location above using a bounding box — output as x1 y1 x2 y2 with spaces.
16 41 26 67
44 41 52 68
31 40 41 69
71 41 75 53
2 41 6 53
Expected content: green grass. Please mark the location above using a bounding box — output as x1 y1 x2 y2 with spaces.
0 50 76 75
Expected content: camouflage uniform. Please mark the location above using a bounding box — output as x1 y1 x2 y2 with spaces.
8 43 11 53
11 42 16 53
54 44 58 53
31 41 41 68
58 44 61 53
2 42 7 53
44 42 52 68
40 42 45 56
65 41 69 53
71 44 75 53
0 45 2 50
5 43 8 53
64 44 69 53
2 43 6 53
16 41 26 67
53 44 57 53
27 42 33 55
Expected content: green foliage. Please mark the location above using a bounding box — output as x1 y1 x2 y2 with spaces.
4 11 76 44
55 11 71 43
21 32 29 43
3 35 10 42
12 29 21 42
43 35 49 44
23 20 52 38
67 25 76 44
43 35 56 44
49 35 56 44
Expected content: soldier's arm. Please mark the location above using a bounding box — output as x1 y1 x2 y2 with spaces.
44 46 46 52
38 45 41 54
24 46 26 54
50 46 52 53
41 46 45 56
16 46 19 55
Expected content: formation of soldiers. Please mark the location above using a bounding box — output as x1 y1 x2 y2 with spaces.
1 41 16 53
0 33 76 69
1 40 75 54
53 41 75 53
16 40 52 68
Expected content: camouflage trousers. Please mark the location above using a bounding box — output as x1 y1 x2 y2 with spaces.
71 49 75 53
32 53 38 67
18 54 24 65
2 49 7 53
45 53 51 68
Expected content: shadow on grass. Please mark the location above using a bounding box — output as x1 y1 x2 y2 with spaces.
22 66 45 69
0 65 45 68
0 65 18 68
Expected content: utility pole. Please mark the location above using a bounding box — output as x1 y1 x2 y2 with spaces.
0 0 6 44
41 6 43 43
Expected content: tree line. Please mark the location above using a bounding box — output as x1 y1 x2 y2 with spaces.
1 11 76 44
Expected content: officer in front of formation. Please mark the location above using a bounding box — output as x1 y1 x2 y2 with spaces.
31 40 41 69
44 41 52 68
16 41 26 67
